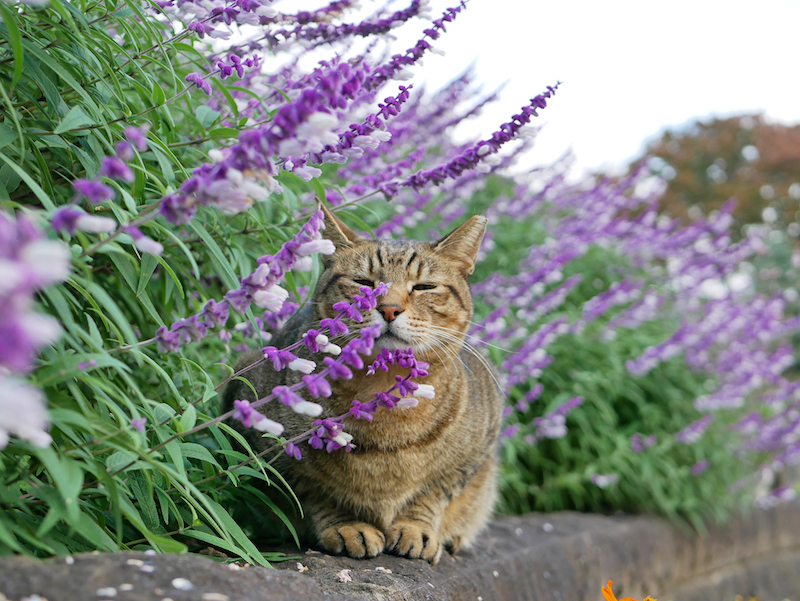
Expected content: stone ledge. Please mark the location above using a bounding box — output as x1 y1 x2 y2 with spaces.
2 502 800 601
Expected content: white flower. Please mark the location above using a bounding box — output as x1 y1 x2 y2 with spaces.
293 401 323 417
134 236 164 255
251 285 289 311
253 416 285 436
322 343 341 355
288 358 316 374
396 397 419 409
0 259 24 295
75 214 117 234
19 313 62 347
255 4 278 17
0 377 52 449
353 135 380 150
332 431 353 446
293 166 322 182
297 239 336 257
292 257 313 272
412 384 435 399
314 333 329 346
20 240 71 287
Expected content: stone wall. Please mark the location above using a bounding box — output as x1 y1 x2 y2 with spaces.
2 502 799 601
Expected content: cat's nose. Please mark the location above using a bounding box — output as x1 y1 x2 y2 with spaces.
378 304 403 322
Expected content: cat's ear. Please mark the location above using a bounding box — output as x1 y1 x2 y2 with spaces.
431 215 487 275
318 202 363 264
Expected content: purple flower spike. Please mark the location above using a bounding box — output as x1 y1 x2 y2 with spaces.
131 417 147 432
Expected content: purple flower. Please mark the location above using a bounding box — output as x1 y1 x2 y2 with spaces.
630 433 657 453
303 374 332 398
100 156 134 182
323 357 353 380
185 72 212 95
273 385 304 408
52 206 116 236
691 460 709 476
320 317 349 337
232 399 257 428
124 126 149 151
285 442 303 460
349 399 377 421
131 417 147 432
675 415 713 445
72 179 114 204
116 141 134 161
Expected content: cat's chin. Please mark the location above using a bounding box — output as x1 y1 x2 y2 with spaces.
374 333 414 353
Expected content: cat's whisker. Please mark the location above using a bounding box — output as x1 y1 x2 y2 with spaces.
427 323 512 353
424 329 505 395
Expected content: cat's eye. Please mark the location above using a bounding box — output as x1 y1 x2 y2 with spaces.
354 279 374 288
413 283 437 291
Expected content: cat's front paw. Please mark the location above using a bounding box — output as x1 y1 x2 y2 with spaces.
319 522 385 559
385 521 442 565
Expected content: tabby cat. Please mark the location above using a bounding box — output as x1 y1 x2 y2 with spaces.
222 204 503 565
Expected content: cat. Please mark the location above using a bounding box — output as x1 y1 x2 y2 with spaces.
222 204 503 565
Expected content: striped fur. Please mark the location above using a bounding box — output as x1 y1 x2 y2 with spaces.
222 205 503 565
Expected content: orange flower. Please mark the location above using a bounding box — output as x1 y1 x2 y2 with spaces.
602 580 657 601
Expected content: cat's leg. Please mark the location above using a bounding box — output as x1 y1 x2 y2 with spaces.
307 502 385 559
438 456 498 554
384 488 448 565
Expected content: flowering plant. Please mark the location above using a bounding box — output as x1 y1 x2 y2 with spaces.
0 0 796 563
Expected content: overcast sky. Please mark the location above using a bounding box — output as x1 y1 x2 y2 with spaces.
353 0 799 177
273 0 800 176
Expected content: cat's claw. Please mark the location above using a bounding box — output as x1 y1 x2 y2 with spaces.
385 522 443 565
319 522 385 559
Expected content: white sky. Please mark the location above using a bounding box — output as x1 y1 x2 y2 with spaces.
398 0 800 175
272 0 800 176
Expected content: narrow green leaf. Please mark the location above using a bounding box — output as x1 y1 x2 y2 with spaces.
188 222 239 289
137 253 158 296
54 105 95 134
0 150 54 210
0 6 23 88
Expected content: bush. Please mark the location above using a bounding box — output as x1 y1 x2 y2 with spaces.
0 0 796 562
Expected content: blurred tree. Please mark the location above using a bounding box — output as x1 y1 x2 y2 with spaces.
628 114 800 235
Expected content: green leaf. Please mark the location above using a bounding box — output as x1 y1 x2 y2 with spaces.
0 150 54 210
195 105 220 129
32 447 84 525
137 253 159 296
179 442 220 469
207 127 240 140
54 105 95 134
0 6 23 89
178 404 197 433
151 81 166 106
188 222 239 289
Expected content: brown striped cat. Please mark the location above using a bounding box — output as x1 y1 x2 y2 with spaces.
222 204 503 565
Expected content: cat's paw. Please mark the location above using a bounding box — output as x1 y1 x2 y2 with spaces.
385 521 442 565
319 522 385 559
